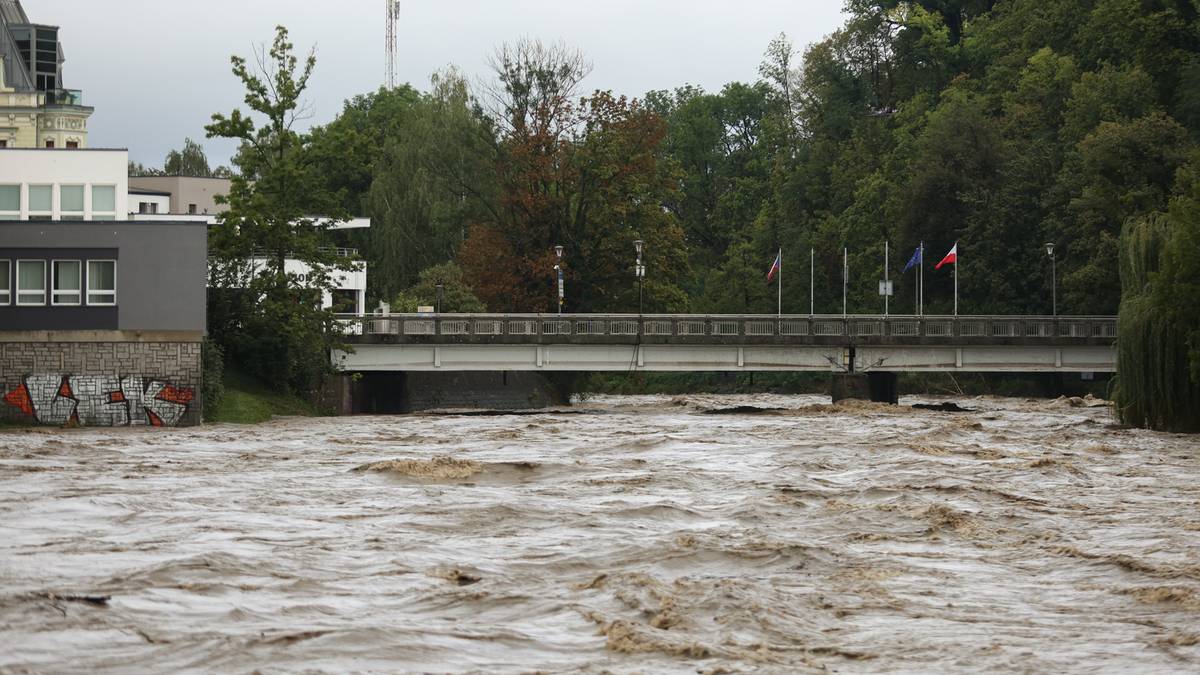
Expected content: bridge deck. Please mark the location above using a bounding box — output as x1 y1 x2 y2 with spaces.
333 314 1117 374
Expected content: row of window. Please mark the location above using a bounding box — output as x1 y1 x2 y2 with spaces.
0 259 116 307
0 141 81 149
0 184 118 219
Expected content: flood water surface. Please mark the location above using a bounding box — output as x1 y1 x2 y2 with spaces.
2 394 1199 673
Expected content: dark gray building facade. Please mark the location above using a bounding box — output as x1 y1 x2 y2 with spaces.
0 220 207 426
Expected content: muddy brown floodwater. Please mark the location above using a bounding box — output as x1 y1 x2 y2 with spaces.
1 394 1199 673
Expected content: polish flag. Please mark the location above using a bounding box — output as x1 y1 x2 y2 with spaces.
935 242 957 270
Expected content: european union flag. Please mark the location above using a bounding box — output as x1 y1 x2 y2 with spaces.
902 244 922 274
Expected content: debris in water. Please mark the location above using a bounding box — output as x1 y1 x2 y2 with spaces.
33 593 110 606
701 406 787 415
912 402 972 412
428 567 481 586
353 456 482 479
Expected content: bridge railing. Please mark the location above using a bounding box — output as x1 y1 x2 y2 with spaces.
338 314 1118 341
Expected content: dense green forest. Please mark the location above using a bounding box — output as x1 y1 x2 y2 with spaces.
197 1 1200 430
306 0 1198 321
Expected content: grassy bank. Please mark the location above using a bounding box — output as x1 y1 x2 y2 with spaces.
204 369 318 424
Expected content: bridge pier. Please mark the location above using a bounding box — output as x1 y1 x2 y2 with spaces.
335 371 567 413
831 372 898 405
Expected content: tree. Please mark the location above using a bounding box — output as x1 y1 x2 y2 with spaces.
128 160 163 177
390 262 485 313
204 25 351 396
1116 152 1200 431
1049 112 1190 313
365 69 497 301
459 39 689 313
164 138 212 176
307 84 423 216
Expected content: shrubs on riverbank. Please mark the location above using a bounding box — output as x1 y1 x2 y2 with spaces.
204 369 317 424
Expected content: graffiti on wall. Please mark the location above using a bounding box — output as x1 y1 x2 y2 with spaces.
3 375 195 427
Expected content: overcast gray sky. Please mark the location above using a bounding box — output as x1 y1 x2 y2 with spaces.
38 0 847 167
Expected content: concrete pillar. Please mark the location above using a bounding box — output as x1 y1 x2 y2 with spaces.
831 372 898 404
867 371 899 405
831 373 870 402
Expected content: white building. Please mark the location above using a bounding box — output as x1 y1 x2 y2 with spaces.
128 186 170 215
0 147 127 220
0 146 368 315
268 257 366 315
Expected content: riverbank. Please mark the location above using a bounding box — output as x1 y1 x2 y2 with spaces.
204 369 317 424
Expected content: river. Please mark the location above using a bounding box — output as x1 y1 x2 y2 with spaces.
1 394 1198 673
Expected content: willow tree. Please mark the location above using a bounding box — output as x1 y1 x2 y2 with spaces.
1115 155 1200 432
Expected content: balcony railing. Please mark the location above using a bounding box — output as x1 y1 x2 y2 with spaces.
42 89 84 107
336 314 1119 342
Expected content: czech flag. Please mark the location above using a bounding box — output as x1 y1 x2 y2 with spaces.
767 250 781 282
935 242 957 270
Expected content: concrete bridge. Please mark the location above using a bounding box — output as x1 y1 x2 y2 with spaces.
334 313 1116 373
329 314 1116 408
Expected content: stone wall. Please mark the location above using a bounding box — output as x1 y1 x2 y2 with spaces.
0 332 202 426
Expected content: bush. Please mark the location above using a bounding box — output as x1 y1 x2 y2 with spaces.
201 338 225 421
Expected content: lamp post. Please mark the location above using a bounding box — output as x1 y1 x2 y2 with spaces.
1045 242 1056 317
435 283 444 314
554 245 564 315
634 239 645 316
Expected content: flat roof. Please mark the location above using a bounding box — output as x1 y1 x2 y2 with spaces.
129 174 233 180
0 219 207 226
0 147 129 152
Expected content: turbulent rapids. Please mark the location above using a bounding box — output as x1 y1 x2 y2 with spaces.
1 394 1198 672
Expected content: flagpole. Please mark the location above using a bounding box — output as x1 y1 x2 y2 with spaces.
913 243 919 317
842 247 847 317
954 247 958 316
884 240 889 317
777 247 782 317
809 247 814 317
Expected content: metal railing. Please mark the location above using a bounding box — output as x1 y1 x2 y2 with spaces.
42 89 84 107
340 314 1118 341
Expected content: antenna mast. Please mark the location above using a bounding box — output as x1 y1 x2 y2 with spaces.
385 0 400 88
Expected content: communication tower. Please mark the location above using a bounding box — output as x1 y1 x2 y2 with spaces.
385 0 400 88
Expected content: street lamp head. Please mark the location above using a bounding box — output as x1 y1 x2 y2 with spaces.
554 245 563 259
634 239 643 256
1044 242 1055 257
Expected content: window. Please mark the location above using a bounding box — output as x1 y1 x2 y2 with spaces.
0 140 7 148
66 141 78 149
60 185 84 217
52 260 81 305
29 184 51 218
0 260 9 305
91 185 116 218
17 260 46 305
138 201 158 214
0 184 18 216
87 260 116 305
187 203 197 214
331 289 358 313
44 139 54 148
